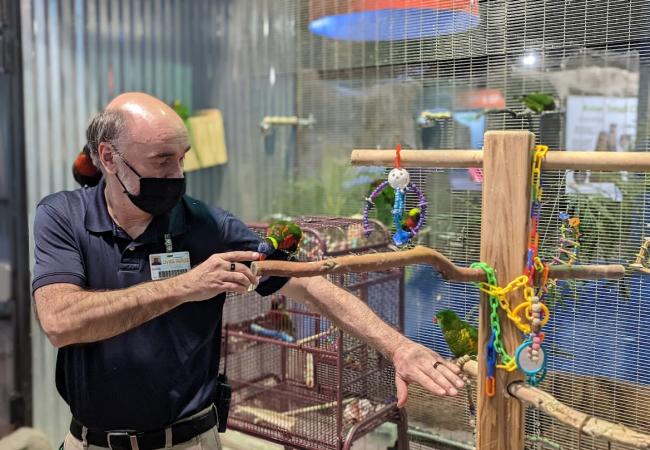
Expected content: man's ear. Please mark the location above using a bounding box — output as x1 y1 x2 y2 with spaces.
98 142 118 175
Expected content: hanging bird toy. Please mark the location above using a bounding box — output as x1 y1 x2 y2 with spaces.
363 144 428 246
553 213 581 266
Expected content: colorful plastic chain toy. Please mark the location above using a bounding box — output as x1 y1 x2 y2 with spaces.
363 144 428 246
472 146 552 394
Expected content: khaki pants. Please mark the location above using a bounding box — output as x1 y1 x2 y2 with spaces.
63 407 222 450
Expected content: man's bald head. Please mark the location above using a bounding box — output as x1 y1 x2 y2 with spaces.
86 92 189 170
105 92 187 147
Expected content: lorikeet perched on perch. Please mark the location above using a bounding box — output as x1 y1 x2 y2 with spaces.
518 92 556 114
72 145 102 187
433 309 478 358
257 221 303 260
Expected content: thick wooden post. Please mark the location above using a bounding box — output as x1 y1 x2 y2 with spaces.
477 131 534 450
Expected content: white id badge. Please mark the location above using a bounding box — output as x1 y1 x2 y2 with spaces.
149 251 191 280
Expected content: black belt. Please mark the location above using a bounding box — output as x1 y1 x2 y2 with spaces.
70 407 217 450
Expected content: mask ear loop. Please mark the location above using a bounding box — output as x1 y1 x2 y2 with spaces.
109 145 142 195
113 148 144 178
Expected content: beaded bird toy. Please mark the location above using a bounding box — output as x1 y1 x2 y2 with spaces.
363 144 428 247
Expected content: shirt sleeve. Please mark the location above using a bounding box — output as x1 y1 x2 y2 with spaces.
219 213 290 297
32 203 86 293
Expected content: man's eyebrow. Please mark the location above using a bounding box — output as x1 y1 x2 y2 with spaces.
150 147 191 158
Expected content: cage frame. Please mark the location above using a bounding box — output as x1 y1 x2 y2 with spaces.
221 218 409 450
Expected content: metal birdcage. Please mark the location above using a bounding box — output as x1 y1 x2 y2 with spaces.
221 217 408 449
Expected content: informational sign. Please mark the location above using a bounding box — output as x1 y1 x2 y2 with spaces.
565 96 638 201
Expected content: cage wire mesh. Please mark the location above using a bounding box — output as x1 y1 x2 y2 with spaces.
221 218 407 449
241 0 650 449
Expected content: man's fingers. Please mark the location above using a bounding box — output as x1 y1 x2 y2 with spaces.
395 375 409 408
428 367 458 396
226 262 258 285
221 282 248 293
437 362 465 388
218 251 260 262
412 369 447 397
221 272 252 288
443 360 462 376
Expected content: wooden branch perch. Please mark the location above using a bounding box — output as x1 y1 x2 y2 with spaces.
234 399 354 431
458 359 650 449
251 246 625 281
350 148 650 172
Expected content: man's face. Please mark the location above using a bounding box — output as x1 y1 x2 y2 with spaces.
115 121 190 194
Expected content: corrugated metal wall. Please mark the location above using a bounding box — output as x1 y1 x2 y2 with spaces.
189 0 296 221
20 0 296 444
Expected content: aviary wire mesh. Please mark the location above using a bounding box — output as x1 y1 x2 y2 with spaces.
261 1 650 449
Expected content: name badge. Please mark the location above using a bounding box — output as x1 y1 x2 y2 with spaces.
149 251 191 280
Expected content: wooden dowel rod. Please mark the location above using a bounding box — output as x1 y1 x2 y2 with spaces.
548 264 625 280
351 149 650 172
543 151 650 171
251 246 625 281
351 149 482 168
295 326 336 345
457 359 650 449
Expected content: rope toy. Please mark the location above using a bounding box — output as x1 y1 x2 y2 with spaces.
363 144 428 246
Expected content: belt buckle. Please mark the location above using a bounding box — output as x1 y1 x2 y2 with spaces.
107 431 141 450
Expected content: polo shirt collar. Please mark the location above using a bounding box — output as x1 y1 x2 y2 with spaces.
84 179 190 238
84 179 113 233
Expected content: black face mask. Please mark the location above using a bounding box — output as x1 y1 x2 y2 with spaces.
115 155 185 216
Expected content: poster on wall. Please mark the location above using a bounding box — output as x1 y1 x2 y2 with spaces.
565 95 638 201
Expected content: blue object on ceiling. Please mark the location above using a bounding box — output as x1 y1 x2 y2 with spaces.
309 8 480 41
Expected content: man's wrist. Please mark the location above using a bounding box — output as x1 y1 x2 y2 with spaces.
161 273 192 306
384 333 411 361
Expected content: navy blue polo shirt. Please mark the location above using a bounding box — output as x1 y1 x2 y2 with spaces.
32 180 289 431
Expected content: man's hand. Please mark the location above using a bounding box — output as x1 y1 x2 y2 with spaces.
392 340 465 408
176 251 260 302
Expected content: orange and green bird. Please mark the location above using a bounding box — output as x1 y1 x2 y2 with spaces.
257 221 303 260
72 144 102 187
433 309 478 358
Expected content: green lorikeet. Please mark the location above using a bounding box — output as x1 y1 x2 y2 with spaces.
433 309 478 358
518 92 556 114
170 100 191 121
257 221 303 260
367 178 395 227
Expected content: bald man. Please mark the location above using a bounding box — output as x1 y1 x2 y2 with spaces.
32 93 464 450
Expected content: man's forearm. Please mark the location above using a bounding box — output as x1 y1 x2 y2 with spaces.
36 277 189 347
280 277 409 359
